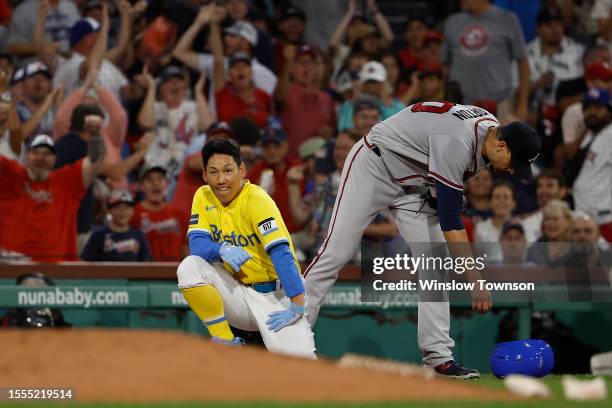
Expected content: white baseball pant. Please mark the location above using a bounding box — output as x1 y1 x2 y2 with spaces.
177 255 316 359
304 136 455 367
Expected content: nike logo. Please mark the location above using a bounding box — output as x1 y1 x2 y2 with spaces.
206 205 217 211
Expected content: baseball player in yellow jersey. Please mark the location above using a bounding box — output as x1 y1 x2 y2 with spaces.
176 139 316 358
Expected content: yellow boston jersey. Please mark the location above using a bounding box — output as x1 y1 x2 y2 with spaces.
188 180 299 284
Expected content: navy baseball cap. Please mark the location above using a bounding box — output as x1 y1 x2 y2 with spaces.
260 127 287 144
70 18 100 48
536 7 562 25
159 65 185 83
582 88 611 109
498 121 541 180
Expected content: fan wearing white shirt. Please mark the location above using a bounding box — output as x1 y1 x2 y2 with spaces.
171 3 276 116
474 181 517 262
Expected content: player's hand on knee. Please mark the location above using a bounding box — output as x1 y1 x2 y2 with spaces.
265 302 304 332
471 287 492 314
219 242 252 272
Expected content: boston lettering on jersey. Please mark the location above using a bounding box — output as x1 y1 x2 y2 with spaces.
452 107 490 120
210 224 261 247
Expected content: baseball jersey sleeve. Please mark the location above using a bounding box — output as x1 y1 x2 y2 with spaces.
247 191 291 252
428 134 472 191
187 188 212 237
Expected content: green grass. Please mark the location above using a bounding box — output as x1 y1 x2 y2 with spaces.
1 375 610 408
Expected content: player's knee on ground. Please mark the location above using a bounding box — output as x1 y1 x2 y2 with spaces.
177 255 212 289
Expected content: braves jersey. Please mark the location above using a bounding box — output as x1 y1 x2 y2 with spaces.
188 180 299 284
573 123 612 224
369 102 499 191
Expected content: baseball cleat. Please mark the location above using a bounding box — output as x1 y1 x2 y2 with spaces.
434 360 480 379
211 336 245 346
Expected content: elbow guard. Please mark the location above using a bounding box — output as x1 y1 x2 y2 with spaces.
435 181 465 231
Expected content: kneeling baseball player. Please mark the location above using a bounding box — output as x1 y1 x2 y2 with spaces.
176 139 315 358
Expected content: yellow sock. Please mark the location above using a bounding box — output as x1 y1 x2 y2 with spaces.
181 285 234 340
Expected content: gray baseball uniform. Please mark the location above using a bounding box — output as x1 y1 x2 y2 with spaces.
304 102 499 367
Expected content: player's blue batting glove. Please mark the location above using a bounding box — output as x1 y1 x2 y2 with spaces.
266 302 304 332
219 242 252 272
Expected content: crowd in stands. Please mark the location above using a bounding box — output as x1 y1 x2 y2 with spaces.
0 0 610 267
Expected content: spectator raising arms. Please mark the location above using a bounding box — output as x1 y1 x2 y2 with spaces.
131 165 186 262
82 190 151 262
0 117 104 261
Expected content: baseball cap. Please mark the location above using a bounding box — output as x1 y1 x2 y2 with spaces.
582 87 611 108
158 65 184 83
207 121 234 138
28 134 55 152
353 95 381 114
497 121 541 180
501 220 525 236
295 44 318 60
418 62 443 79
298 137 326 160
280 6 306 21
228 52 252 67
11 67 25 85
585 62 612 82
69 18 100 48
536 7 562 25
139 164 168 181
107 190 135 208
423 31 443 46
224 21 258 46
359 61 387 83
22 61 51 80
260 127 287 144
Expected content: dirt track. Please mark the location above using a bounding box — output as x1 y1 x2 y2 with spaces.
0 329 514 403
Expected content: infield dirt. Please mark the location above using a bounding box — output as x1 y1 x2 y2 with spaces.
0 329 515 403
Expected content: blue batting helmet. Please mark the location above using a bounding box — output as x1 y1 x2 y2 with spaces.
490 339 554 378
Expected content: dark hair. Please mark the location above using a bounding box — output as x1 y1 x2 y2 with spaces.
490 180 516 202
70 104 105 132
537 169 567 188
202 138 242 169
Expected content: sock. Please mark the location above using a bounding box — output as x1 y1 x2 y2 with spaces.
181 285 234 340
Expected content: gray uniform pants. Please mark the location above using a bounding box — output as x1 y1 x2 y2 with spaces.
304 137 454 367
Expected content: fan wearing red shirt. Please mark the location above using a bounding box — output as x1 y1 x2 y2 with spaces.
0 121 104 262
213 47 271 129
276 44 336 157
247 128 305 234
131 165 187 261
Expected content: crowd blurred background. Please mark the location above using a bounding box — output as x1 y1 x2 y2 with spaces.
0 0 610 265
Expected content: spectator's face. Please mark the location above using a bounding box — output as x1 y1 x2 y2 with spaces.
280 17 305 44
291 54 315 87
333 133 355 171
262 141 288 166
224 34 245 54
404 20 427 49
466 168 492 199
229 61 253 89
583 103 612 131
362 80 383 96
347 54 367 73
537 177 566 207
491 185 515 218
141 171 168 204
225 0 249 21
160 76 187 104
353 108 380 136
572 217 599 243
110 203 134 228
382 55 399 86
0 58 13 78
360 35 379 56
542 209 572 241
204 153 245 205
538 20 563 46
22 74 52 103
500 229 527 262
75 32 99 54
26 147 56 182
420 75 443 99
